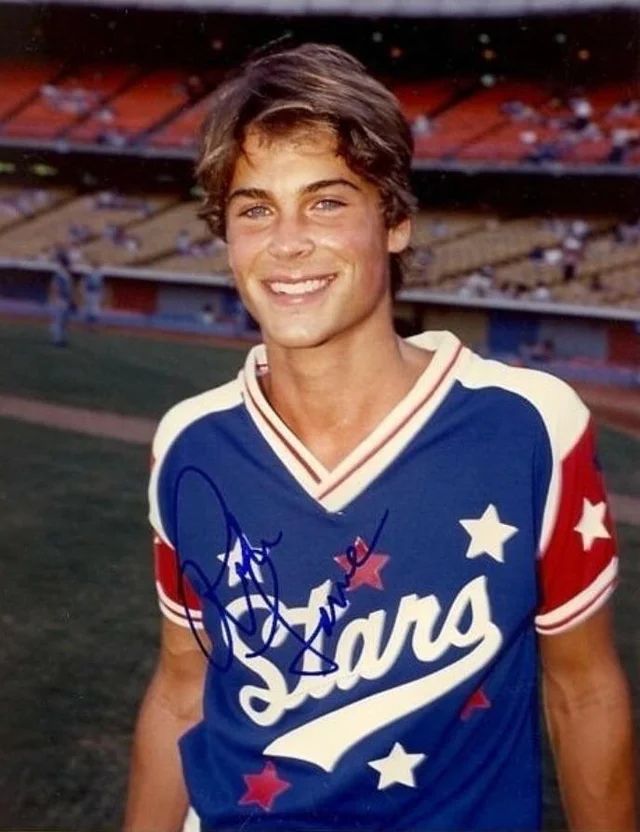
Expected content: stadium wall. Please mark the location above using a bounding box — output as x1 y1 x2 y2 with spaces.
2 263 638 385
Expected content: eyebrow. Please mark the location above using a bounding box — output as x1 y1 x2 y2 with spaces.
226 178 361 206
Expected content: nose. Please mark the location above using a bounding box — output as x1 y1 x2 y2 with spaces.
267 213 315 260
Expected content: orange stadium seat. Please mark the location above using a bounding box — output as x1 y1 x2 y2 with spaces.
149 94 212 150
552 84 635 164
0 60 63 123
2 64 138 140
148 69 225 149
458 122 557 162
455 81 640 165
389 79 464 120
412 81 548 159
539 82 639 122
66 69 192 144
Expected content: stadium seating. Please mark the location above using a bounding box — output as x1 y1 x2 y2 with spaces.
409 217 567 281
0 191 174 260
149 93 213 150
0 186 74 234
0 60 63 124
412 81 548 159
2 64 138 140
451 81 640 165
2 58 639 173
79 200 208 266
66 69 193 144
389 79 466 121
411 212 489 246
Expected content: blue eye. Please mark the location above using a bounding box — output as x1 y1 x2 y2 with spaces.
240 205 270 219
315 198 345 210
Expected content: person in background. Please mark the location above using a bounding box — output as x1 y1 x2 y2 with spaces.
49 250 75 347
81 267 104 328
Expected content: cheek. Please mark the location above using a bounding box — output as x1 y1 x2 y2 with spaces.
320 223 386 264
226 233 261 276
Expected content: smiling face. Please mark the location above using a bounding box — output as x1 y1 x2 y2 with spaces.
225 125 410 352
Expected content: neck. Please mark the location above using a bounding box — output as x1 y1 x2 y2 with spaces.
260 320 432 470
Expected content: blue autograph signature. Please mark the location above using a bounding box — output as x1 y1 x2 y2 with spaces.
172 465 389 677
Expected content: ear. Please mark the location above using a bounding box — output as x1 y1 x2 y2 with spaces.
387 216 412 254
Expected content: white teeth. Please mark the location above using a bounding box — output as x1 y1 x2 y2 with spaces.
269 278 329 296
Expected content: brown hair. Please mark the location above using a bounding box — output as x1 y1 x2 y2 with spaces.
196 43 416 291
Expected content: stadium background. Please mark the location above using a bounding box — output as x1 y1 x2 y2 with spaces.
0 0 638 829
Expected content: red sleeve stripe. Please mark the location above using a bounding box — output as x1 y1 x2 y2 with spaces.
156 580 203 624
535 559 618 634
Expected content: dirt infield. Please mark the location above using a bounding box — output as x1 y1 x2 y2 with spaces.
0 393 155 444
1 389 638 526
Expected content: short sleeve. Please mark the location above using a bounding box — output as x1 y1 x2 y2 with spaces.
146 382 243 631
153 533 204 630
535 417 618 635
149 442 203 631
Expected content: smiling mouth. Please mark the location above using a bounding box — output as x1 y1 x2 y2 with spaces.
266 274 336 297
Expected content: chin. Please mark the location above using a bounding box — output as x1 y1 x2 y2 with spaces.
262 323 336 351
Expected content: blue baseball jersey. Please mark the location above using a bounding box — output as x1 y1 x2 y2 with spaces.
149 330 617 832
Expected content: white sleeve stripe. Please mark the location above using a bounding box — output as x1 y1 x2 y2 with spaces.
535 558 618 631
159 599 205 630
156 580 203 619
535 580 616 635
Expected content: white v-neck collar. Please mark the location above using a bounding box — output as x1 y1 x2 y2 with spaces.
241 331 467 512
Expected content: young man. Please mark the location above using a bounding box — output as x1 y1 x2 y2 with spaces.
124 44 636 832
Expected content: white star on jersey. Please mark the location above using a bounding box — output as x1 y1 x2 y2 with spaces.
574 499 611 551
217 538 263 587
368 742 426 790
459 503 518 563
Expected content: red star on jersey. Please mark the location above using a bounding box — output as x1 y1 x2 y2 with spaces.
238 761 291 811
460 687 492 721
334 536 390 591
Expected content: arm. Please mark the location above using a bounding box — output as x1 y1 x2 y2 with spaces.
540 604 637 831
123 617 209 832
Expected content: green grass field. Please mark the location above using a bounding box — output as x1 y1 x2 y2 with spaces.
0 318 638 830
0 319 247 419
0 420 152 829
